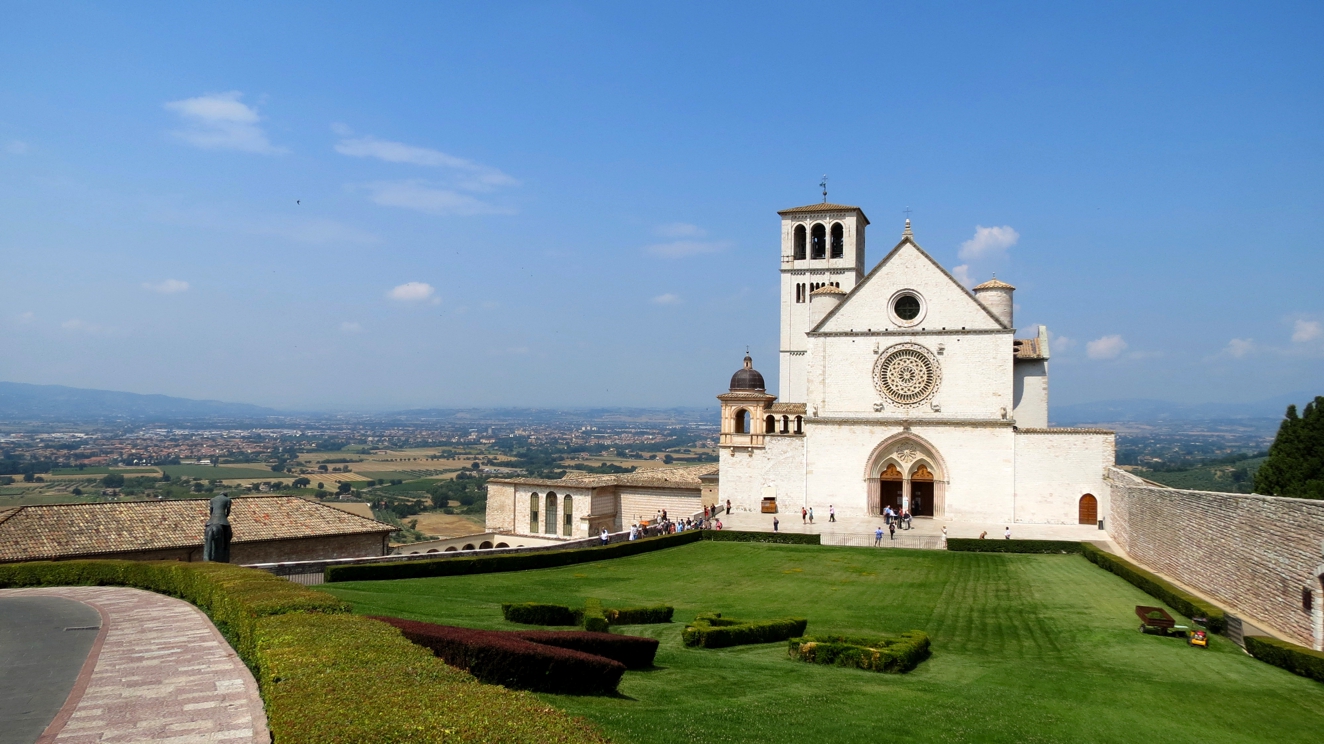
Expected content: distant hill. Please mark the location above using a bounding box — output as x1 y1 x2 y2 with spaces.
1051 392 1315 425
0 382 277 421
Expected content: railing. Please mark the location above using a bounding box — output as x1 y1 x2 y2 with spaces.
819 531 946 550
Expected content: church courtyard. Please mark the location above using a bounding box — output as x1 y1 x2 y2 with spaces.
322 540 1324 744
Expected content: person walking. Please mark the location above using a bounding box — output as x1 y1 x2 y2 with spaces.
726 499 731 515
600 527 610 546
808 507 814 524
773 516 780 532
888 521 896 540
940 526 948 548
874 526 883 547
1004 526 1011 540
829 505 836 522
801 507 807 524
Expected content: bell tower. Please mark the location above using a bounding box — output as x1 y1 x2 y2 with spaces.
776 202 869 403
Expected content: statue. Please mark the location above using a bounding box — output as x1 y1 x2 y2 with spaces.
203 492 233 563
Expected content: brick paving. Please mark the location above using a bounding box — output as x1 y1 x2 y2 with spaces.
0 587 269 744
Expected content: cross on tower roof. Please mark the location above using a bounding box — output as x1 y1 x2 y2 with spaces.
820 175 828 203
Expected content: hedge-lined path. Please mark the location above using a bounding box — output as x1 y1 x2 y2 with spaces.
0 587 269 744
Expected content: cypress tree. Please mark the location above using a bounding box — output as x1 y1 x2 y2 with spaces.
1254 396 1324 499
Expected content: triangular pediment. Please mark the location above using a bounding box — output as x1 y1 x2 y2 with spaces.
813 234 1008 333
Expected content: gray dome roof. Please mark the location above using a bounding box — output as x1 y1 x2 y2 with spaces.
729 355 765 391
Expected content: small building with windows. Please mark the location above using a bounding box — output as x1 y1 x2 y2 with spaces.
484 464 719 540
716 202 1115 526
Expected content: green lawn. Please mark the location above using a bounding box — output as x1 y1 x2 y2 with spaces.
321 542 1324 744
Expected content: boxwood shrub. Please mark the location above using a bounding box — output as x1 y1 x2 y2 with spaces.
1080 543 1226 633
703 530 821 546
514 630 659 669
788 631 930 673
0 560 606 743
372 616 626 695
1245 635 1324 683
946 538 1083 554
582 598 609 633
682 612 809 648
501 602 582 626
606 604 674 625
328 531 702 582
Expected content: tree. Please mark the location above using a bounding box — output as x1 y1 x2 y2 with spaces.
101 472 125 489
1254 396 1324 499
337 482 352 494
292 477 310 488
71 487 83 496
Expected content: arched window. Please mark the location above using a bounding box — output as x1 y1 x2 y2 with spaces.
426 548 438 553
781 415 789 433
830 223 844 258
496 542 509 548
734 409 749 434
545 492 558 534
794 415 803 434
530 492 539 533
462 543 476 551
765 415 777 433
563 495 573 536
1079 494 1098 525
480 540 493 550
793 224 807 260
444 546 458 552
810 224 826 259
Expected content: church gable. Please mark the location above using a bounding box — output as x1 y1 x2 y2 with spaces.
814 236 1006 333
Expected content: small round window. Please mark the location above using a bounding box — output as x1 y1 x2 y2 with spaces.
894 295 921 321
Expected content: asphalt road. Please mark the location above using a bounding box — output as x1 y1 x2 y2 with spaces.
0 597 101 744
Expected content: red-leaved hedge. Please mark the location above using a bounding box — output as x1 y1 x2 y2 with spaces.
513 630 659 669
371 617 626 695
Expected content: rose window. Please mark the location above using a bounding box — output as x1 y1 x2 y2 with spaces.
874 345 941 407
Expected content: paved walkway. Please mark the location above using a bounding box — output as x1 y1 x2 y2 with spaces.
0 587 269 744
0 597 103 744
717 509 1111 547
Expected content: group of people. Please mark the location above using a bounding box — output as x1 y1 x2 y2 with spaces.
882 504 914 530
621 505 725 542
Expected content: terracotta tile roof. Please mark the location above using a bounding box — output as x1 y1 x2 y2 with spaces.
777 203 870 224
974 277 1015 290
1013 337 1048 360
491 463 718 490
768 402 807 414
809 285 846 295
0 496 395 563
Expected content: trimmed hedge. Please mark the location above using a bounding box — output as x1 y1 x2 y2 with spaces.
514 630 659 669
1245 635 1324 684
373 616 626 695
1080 543 1226 633
702 530 822 546
328 531 702 582
582 598 609 633
502 602 582 626
788 631 930 673
682 612 809 648
606 604 674 625
946 538 1083 554
0 560 606 743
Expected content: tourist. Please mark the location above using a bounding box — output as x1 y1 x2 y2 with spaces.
875 526 883 546
629 523 639 541
704 504 710 519
883 505 893 526
941 526 948 547
801 507 807 524
979 531 987 539
829 504 836 522
889 521 896 540
662 509 668 522
726 499 731 515
902 508 912 530
1004 526 1011 540
715 518 723 530
600 527 609 546
808 507 814 523
773 516 780 532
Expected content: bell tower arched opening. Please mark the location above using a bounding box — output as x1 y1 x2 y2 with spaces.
810 223 827 259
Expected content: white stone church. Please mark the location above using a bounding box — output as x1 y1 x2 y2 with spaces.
717 202 1115 525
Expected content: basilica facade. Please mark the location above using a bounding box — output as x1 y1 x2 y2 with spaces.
717 202 1115 525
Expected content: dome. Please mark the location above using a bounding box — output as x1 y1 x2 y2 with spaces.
729 354 766 391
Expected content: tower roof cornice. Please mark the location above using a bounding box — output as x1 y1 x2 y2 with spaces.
777 203 870 225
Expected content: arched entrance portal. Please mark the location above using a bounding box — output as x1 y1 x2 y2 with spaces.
864 435 948 518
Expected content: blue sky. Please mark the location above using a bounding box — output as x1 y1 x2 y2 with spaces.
2 2 1321 411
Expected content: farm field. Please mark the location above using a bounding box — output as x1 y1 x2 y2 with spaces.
159 464 285 479
49 467 158 475
407 511 486 537
323 541 1324 744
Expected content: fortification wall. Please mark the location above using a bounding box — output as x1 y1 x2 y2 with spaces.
1107 467 1324 649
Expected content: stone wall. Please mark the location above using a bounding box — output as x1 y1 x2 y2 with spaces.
38 533 391 565
1107 467 1324 650
1014 430 1113 525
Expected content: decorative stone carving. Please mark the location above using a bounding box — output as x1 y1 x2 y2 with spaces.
895 448 919 464
873 343 942 407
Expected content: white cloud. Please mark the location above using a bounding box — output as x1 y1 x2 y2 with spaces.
1224 338 1255 358
4 140 29 155
142 279 190 294
164 91 285 154
1291 319 1321 343
340 321 362 333
655 223 706 239
362 180 513 216
959 225 1020 260
61 318 107 334
1047 330 1074 351
335 135 517 191
952 264 973 288
645 239 732 258
651 293 682 305
1086 334 1127 360
387 282 439 303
